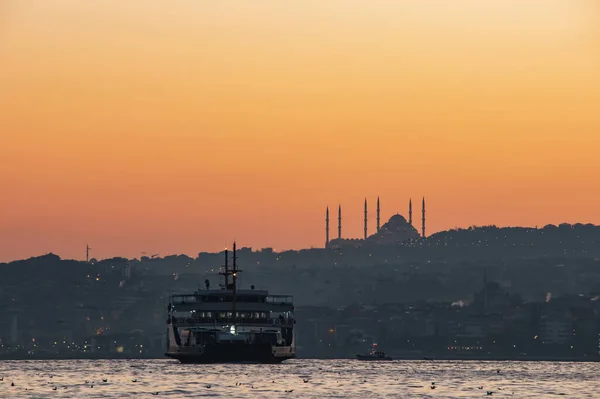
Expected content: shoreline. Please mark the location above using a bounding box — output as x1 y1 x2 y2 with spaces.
0 355 598 363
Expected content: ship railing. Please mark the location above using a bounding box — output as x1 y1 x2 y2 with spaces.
170 295 198 304
171 317 295 326
265 295 294 305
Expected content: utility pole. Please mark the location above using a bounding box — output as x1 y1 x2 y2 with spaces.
325 207 330 247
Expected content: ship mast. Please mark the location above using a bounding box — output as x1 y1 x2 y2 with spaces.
219 248 230 289
231 242 241 317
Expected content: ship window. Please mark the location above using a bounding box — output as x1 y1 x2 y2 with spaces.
219 312 226 319
206 312 212 318
227 312 233 318
240 313 247 318
254 312 260 319
261 312 267 318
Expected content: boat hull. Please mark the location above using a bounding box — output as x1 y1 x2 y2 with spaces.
356 354 393 361
166 343 295 364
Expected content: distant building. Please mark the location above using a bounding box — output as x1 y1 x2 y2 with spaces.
123 263 132 280
325 197 425 248
366 214 421 245
473 281 513 312
540 313 572 344
8 308 21 346
327 215 420 249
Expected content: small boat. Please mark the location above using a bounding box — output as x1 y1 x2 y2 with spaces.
356 343 392 361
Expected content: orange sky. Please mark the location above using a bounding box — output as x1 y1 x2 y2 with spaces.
1 1 599 261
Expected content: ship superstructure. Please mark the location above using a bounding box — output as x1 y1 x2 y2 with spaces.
165 243 296 363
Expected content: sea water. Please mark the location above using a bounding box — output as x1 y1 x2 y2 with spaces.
0 359 598 398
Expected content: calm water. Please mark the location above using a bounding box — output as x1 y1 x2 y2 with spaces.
0 359 598 398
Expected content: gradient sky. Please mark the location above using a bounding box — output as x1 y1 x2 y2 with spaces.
1 1 599 261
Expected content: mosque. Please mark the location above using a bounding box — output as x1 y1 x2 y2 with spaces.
325 197 426 249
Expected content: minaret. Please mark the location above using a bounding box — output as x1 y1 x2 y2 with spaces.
364 198 368 240
338 205 342 239
376 196 380 232
421 197 426 238
409 199 413 226
325 207 330 247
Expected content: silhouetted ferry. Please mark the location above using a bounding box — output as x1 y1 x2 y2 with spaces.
356 343 392 361
165 243 296 363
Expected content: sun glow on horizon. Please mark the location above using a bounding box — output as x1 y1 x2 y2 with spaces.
1 1 599 261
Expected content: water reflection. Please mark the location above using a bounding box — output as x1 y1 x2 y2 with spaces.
0 359 599 398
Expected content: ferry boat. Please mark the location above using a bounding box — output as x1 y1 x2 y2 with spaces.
356 343 392 361
165 243 296 363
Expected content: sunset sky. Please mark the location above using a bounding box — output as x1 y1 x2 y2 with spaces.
1 1 599 261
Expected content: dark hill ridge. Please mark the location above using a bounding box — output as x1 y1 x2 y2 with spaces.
2 223 600 267
321 222 600 260
426 223 599 249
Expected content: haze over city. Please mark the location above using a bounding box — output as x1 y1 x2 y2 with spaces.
2 0 600 261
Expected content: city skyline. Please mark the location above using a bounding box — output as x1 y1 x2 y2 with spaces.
2 1 600 261
3 204 598 262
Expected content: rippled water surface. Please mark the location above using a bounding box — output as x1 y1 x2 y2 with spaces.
0 359 599 398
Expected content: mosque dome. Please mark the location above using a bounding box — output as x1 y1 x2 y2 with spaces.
367 214 420 243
